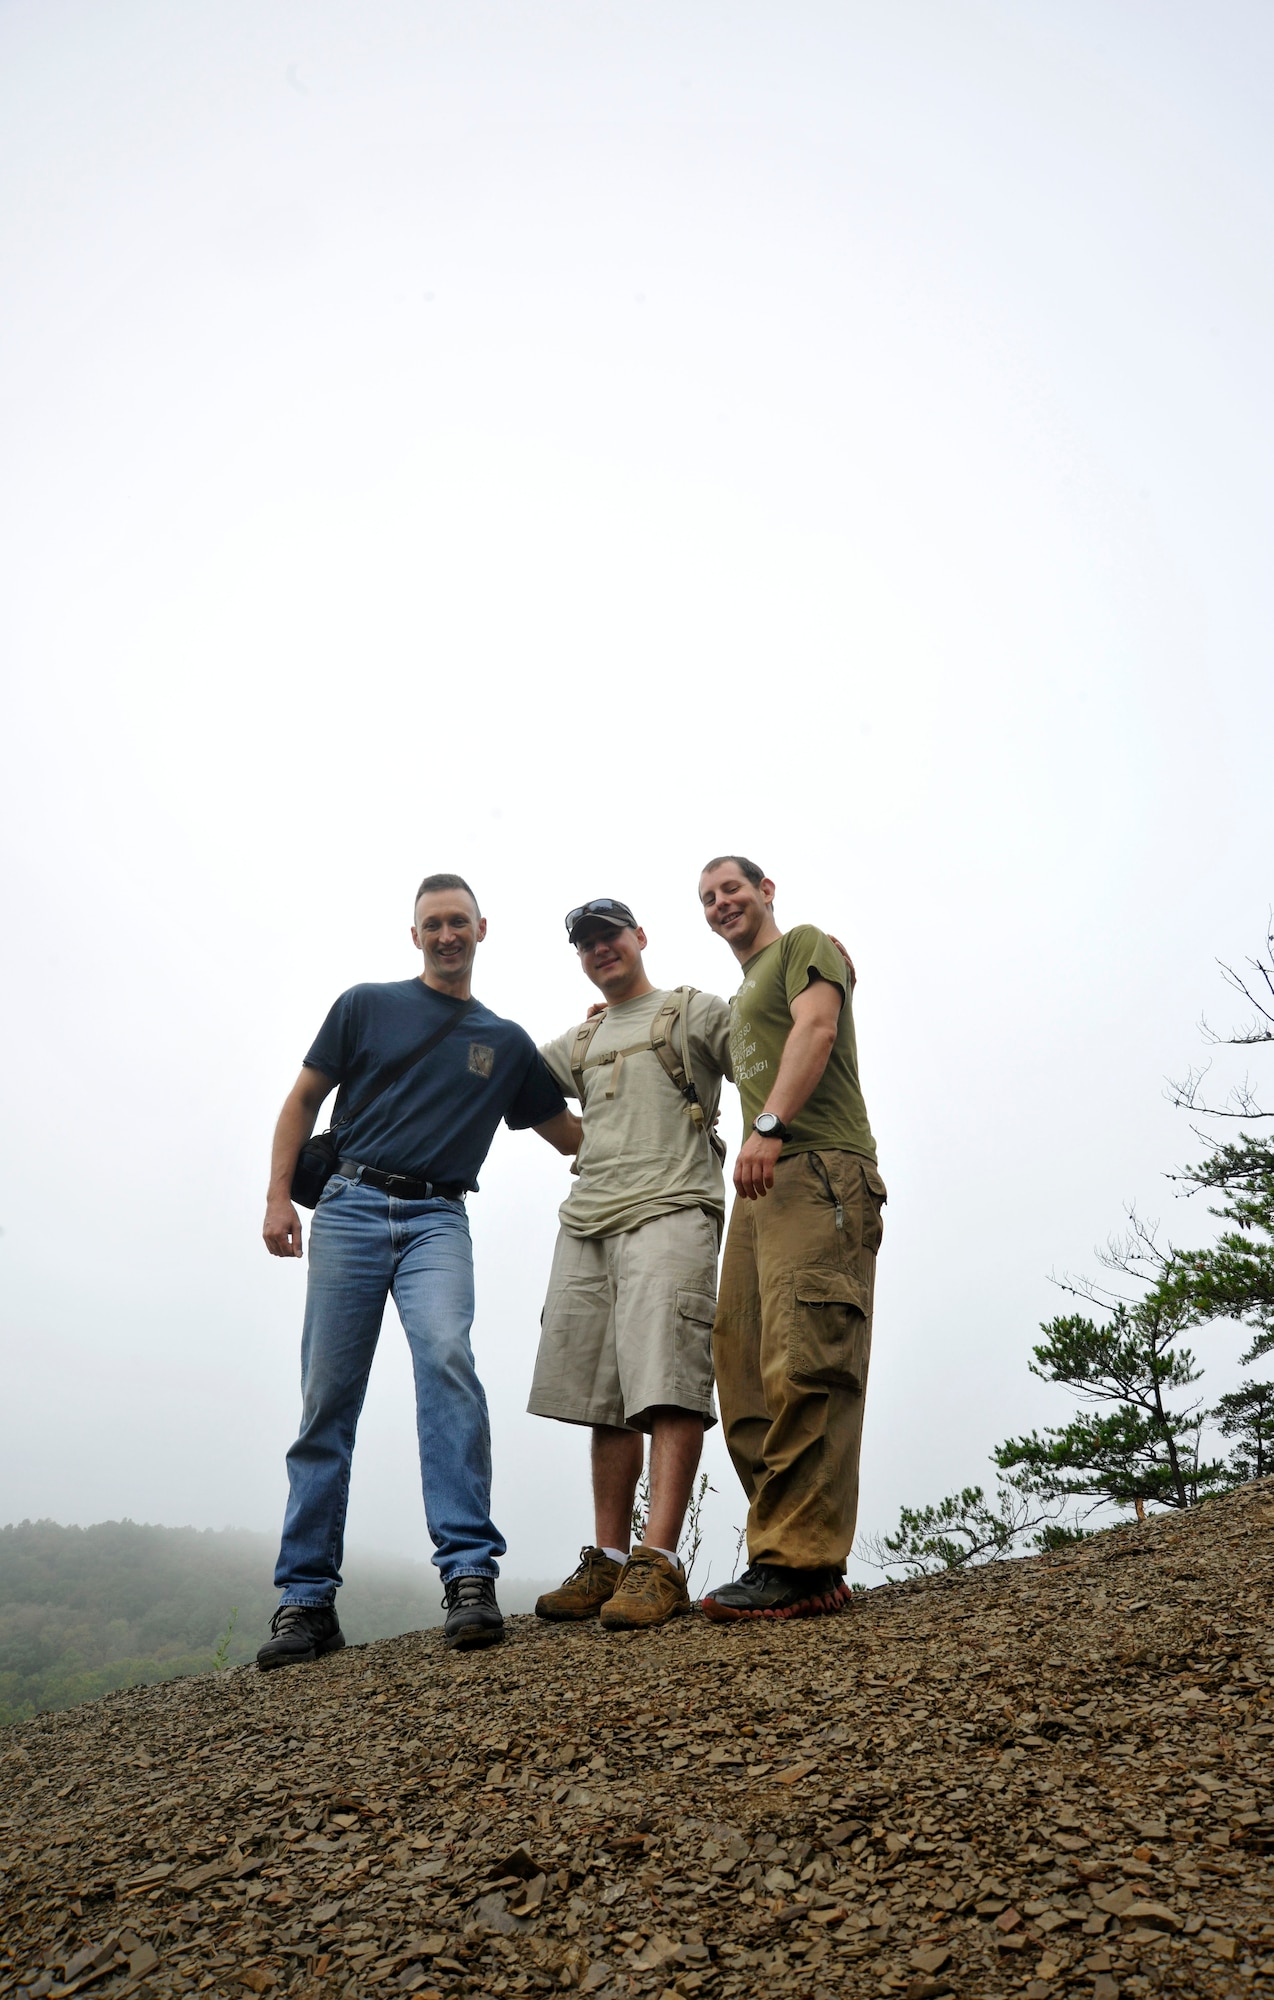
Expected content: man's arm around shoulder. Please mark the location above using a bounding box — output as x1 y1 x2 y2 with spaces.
538 1025 589 1101
263 1065 336 1258
534 1108 583 1156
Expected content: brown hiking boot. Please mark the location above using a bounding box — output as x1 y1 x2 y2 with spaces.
535 1546 624 1621
599 1546 691 1631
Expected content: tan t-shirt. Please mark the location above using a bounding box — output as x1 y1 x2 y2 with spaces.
731 925 877 1161
541 988 733 1239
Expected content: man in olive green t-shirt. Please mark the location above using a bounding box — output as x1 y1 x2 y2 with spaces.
696 855 887 1622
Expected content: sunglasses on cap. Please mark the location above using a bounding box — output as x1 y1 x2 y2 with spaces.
565 898 638 944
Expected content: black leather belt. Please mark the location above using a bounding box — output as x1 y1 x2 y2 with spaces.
338 1159 466 1202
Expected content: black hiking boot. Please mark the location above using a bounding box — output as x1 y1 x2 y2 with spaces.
702 1563 851 1623
442 1574 505 1650
256 1602 346 1670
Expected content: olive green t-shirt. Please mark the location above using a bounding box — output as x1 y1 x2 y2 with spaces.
730 925 876 1161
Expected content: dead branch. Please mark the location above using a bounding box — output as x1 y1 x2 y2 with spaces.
1165 1062 1269 1120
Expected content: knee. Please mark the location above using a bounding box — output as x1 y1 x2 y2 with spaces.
422 1330 485 1398
648 1406 707 1436
292 1392 358 1448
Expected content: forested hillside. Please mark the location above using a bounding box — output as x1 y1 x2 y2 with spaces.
0 1520 542 1726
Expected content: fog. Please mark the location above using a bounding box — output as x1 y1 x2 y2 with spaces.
2 2 1272 1602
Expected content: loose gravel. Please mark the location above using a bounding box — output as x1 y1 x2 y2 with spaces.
4 1479 1274 2000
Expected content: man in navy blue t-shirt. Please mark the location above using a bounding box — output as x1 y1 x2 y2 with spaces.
258 873 579 1666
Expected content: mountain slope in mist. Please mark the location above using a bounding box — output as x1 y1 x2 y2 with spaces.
0 1519 552 1724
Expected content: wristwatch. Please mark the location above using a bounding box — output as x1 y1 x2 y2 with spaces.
753 1112 792 1142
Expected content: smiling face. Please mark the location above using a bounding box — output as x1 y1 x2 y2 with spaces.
411 887 487 989
575 921 650 1000
698 861 777 960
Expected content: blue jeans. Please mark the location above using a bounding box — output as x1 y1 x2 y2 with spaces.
274 1174 506 1605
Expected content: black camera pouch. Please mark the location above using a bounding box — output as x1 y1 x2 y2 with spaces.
291 1130 342 1209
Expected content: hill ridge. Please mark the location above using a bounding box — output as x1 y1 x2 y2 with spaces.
5 1482 1274 1999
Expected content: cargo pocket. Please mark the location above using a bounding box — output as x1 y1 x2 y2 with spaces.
676 1290 717 1329
788 1271 870 1392
861 1162 887 1255
675 1290 717 1407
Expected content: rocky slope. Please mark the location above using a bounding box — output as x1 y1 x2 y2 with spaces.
4 1481 1274 2000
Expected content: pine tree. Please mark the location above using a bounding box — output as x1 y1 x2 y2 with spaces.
993 924 1274 1517
1170 920 1274 1451
1211 1379 1274 1481
855 1473 1069 1578
862 921 1274 1574
993 1282 1227 1515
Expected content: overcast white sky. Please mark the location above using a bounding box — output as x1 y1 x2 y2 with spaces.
2 2 1272 1599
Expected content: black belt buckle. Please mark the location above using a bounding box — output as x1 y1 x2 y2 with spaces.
337 1158 462 1202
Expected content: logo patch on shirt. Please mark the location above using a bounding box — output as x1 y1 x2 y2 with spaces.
468 1042 495 1078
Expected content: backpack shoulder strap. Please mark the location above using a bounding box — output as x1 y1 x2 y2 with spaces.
649 987 703 1124
568 1012 606 1102
650 987 728 1163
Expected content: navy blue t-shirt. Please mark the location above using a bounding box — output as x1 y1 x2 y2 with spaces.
304 979 566 1189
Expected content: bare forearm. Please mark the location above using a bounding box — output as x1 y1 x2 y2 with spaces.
268 1095 322 1195
535 1109 583 1157
762 1017 837 1126
263 1069 333 1258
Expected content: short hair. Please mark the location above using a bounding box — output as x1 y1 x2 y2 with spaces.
414 872 481 917
700 854 765 888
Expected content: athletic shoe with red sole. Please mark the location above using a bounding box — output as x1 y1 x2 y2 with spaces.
702 1563 852 1622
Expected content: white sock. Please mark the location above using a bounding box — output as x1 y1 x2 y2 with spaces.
602 1547 628 1565
649 1545 681 1566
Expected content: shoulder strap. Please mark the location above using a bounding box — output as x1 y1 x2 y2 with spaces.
569 1012 606 1102
332 996 476 1131
648 987 726 1162
568 992 728 1164
648 988 701 1121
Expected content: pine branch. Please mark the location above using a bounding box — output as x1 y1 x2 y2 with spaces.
856 1476 1069 1578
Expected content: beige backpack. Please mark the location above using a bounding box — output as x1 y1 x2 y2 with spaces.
568 987 727 1165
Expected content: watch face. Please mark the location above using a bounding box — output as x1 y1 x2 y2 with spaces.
756 1114 780 1136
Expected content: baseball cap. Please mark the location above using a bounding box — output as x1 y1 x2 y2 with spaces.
565 897 638 946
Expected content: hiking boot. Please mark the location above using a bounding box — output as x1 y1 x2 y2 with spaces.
702 1563 851 1623
442 1574 504 1649
599 1546 691 1631
256 1603 345 1671
535 1546 624 1621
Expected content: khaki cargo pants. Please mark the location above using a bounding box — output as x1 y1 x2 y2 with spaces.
713 1148 886 1571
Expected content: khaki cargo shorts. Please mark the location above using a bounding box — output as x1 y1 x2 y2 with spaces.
528 1208 720 1433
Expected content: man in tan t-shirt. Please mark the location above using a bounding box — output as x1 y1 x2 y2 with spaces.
528 897 732 1630
696 855 886 1625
